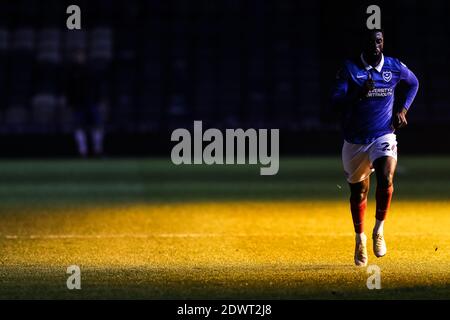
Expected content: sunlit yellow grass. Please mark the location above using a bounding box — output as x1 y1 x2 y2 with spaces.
1 201 449 299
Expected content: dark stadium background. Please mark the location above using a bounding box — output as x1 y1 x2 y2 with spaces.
1 0 450 301
0 0 448 156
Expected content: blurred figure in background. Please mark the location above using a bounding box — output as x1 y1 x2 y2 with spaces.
65 48 104 157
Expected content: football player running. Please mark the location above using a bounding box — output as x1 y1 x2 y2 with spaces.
331 29 419 266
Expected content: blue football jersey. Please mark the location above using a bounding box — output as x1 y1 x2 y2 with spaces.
332 54 419 144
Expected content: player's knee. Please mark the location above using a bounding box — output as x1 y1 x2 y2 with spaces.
378 172 394 188
350 193 367 203
350 187 369 202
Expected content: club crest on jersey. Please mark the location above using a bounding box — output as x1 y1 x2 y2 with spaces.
382 71 392 82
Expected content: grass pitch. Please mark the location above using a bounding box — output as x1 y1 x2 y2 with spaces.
0 157 449 299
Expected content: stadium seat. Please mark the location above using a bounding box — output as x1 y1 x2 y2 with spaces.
64 29 87 60
12 27 34 51
30 94 58 129
37 28 61 63
0 28 9 51
90 27 113 61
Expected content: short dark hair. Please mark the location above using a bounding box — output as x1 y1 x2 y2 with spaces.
360 28 384 45
365 28 384 37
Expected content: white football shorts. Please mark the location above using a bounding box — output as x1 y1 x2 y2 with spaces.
342 133 398 184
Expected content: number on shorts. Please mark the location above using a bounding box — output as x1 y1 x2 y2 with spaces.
381 142 391 152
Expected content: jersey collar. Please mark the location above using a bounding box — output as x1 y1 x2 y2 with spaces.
360 53 384 72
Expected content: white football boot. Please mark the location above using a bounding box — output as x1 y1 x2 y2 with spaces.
373 233 387 258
